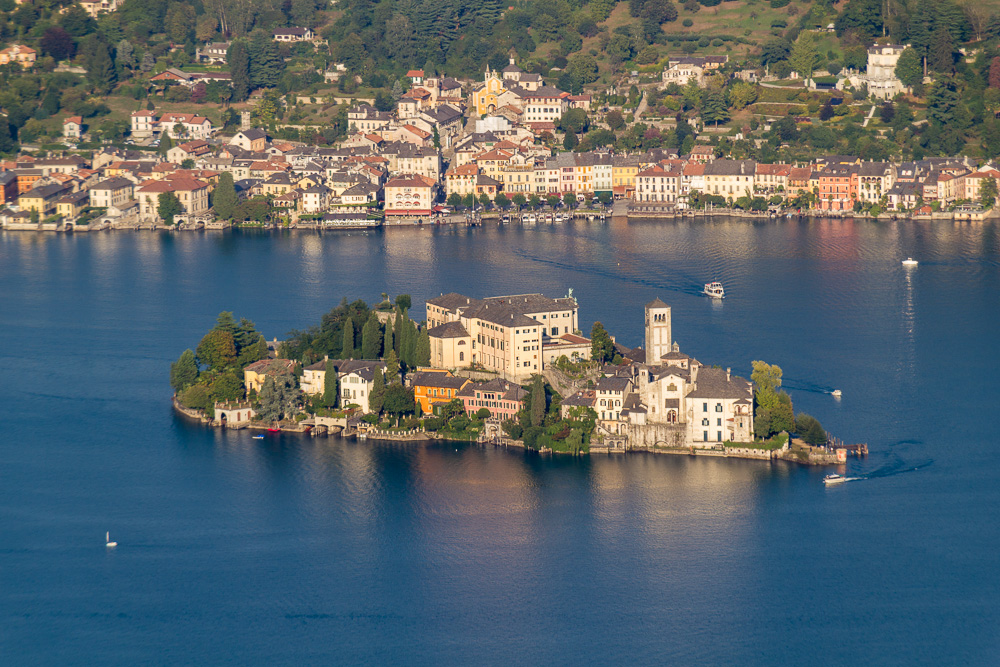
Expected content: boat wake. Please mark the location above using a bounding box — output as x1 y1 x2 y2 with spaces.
858 445 934 480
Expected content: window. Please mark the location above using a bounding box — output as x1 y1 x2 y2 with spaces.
703 402 708 412
715 403 723 412
717 431 722 442
703 431 708 441
459 351 464 361
702 418 709 426
717 418 722 426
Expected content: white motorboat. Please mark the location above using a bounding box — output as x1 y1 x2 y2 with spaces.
902 257 918 266
703 282 725 299
252 435 265 439
831 389 842 398
106 531 117 548
824 474 860 485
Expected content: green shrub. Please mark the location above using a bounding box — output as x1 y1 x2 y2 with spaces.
682 18 694 27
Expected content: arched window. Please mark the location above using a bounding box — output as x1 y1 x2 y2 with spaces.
715 403 723 412
667 410 677 424
459 351 464 361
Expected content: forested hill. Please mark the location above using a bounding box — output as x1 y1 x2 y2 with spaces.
323 0 995 82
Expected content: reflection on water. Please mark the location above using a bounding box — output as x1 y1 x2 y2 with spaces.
2 218 1000 664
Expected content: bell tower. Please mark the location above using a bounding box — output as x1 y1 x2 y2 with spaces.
644 298 672 364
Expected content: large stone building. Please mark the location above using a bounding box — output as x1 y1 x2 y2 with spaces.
426 292 580 381
846 44 909 101
563 298 755 449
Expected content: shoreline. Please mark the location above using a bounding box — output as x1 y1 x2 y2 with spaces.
6 207 996 234
173 401 840 466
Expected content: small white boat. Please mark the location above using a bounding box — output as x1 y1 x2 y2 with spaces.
106 531 117 548
824 474 860 485
703 282 725 299
252 435 265 439
902 257 918 266
831 389 842 398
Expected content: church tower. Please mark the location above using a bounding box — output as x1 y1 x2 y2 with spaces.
644 298 672 364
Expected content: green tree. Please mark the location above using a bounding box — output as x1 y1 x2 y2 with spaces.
415 328 431 367
211 370 245 402
170 349 199 392
928 25 955 73
563 191 577 208
341 316 355 358
980 178 998 208
700 90 730 126
213 172 237 220
479 193 491 208
322 359 338 407
249 30 284 89
369 367 386 414
926 77 959 126
894 47 923 87
563 130 579 150
530 376 546 427
494 193 511 209
382 382 415 423
395 295 411 312
361 313 381 359
795 413 827 446
447 192 462 208
590 322 614 362
159 133 173 156
87 41 117 94
196 329 237 370
789 32 821 81
227 40 251 102
384 349 400 382
728 82 759 110
179 383 213 411
256 374 301 423
462 193 476 209
512 193 527 209
157 192 183 226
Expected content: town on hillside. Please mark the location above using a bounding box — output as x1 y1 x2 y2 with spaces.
171 293 837 461
4 0 1000 230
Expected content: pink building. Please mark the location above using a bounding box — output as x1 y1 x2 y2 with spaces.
456 378 528 421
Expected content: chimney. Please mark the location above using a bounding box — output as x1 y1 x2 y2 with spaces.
324 355 328 362
726 367 731 381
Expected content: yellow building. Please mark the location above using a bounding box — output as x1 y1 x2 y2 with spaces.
243 358 297 394
612 156 640 198
410 370 471 415
471 69 507 116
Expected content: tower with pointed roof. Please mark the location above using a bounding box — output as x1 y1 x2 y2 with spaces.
644 297 671 364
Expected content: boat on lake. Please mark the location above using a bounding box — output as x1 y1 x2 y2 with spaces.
252 435 265 439
105 531 117 548
824 474 861 485
902 257 918 266
704 282 725 299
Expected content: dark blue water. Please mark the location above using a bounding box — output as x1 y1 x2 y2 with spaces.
2 219 999 664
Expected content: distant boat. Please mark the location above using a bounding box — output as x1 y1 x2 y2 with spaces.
704 282 725 299
105 531 117 548
824 474 860 485
902 257 918 266
831 389 842 398
252 435 265 439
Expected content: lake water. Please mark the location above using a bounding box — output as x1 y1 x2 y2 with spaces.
2 219 999 664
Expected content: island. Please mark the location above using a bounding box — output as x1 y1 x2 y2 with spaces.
171 292 851 464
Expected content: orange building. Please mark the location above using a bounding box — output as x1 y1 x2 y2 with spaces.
410 370 471 415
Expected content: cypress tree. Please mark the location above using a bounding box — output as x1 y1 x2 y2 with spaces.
213 172 238 220
383 324 393 360
323 359 338 408
228 40 251 102
530 376 545 427
415 327 431 367
403 319 418 367
393 309 405 356
341 317 354 359
361 313 381 360
369 369 385 414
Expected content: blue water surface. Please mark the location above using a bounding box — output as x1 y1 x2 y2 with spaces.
1 219 998 664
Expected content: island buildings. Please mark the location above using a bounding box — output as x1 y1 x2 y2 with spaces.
563 298 754 449
425 292 583 382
